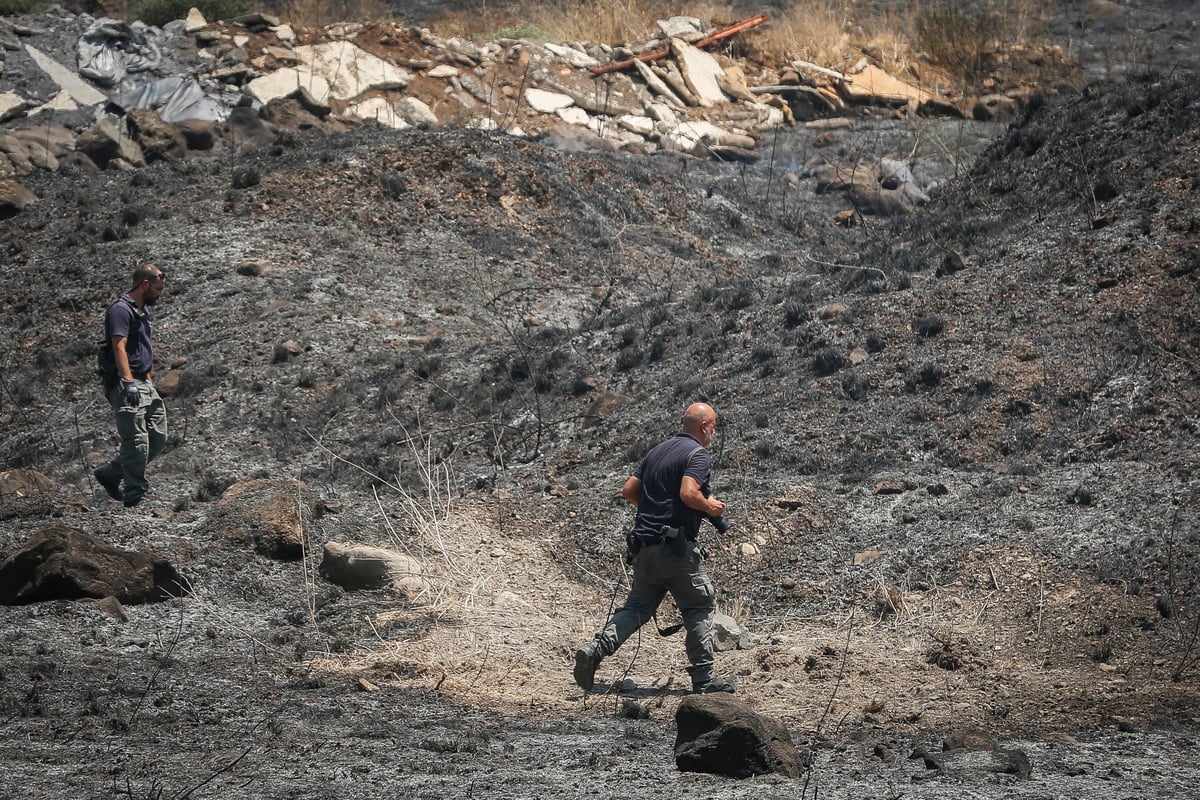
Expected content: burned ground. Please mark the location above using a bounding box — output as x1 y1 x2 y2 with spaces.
2 5 1200 799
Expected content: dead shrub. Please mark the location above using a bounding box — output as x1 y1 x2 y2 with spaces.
274 0 392 27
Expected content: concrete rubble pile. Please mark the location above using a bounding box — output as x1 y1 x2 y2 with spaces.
0 6 1036 218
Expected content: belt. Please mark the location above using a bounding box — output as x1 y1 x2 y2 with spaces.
636 528 693 546
130 372 150 380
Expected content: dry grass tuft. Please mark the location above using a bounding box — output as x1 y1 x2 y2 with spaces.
276 0 393 28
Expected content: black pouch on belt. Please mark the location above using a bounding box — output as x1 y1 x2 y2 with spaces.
663 526 688 558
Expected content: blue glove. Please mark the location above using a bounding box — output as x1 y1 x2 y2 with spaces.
122 380 141 406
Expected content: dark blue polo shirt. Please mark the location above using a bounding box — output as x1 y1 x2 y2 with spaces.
104 294 154 376
631 432 712 541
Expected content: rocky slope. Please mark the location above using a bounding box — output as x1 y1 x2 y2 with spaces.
0 3 1199 799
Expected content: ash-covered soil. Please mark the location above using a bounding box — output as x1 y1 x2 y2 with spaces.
2 4 1200 799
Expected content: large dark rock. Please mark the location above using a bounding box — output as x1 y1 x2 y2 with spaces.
0 178 36 219
129 108 188 162
260 97 326 130
202 478 319 560
0 523 189 605
224 106 275 155
75 117 147 169
674 694 806 778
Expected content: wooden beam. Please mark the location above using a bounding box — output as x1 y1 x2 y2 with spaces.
588 14 770 77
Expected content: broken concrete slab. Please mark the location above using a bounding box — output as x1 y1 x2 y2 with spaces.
0 91 31 122
616 114 654 136
841 63 932 106
660 119 753 153
524 87 574 113
669 37 727 107
556 106 590 126
543 42 598 68
23 44 107 106
185 8 207 34
294 40 412 101
346 96 410 129
247 66 332 106
395 96 437 127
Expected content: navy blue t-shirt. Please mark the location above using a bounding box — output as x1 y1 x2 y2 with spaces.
105 294 154 375
630 432 711 540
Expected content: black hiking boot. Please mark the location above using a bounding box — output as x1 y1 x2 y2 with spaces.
693 675 739 694
573 642 602 691
94 467 122 502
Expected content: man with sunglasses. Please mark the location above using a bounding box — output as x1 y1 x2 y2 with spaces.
94 263 168 508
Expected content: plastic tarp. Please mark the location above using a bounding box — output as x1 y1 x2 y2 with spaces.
115 76 232 123
76 18 162 88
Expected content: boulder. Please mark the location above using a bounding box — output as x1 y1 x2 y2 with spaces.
972 93 1021 121
712 611 752 651
179 119 216 151
814 162 923 216
660 120 754 155
0 467 51 497
674 694 806 778
320 541 427 597
0 522 189 605
154 368 185 397
11 124 75 157
184 7 207 33
224 106 275 155
206 478 319 559
128 108 188 162
259 97 325 130
0 178 36 218
0 91 33 123
395 97 438 128
76 117 146 168
59 151 101 173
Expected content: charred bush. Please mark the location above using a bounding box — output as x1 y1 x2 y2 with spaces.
120 206 145 227
415 356 442 379
907 362 944 390
783 301 808 329
380 173 408 199
723 281 757 310
865 331 886 352
813 347 846 376
508 358 530 383
615 347 643 371
915 314 946 337
674 376 703 399
1093 177 1120 202
231 167 260 189
753 439 776 459
751 346 776 364
841 371 870 400
429 390 456 411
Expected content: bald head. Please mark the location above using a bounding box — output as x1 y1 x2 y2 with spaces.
681 403 718 446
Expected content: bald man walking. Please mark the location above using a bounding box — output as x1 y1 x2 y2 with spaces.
574 403 737 694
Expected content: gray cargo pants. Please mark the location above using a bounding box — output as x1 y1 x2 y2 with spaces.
594 537 717 684
98 378 167 504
